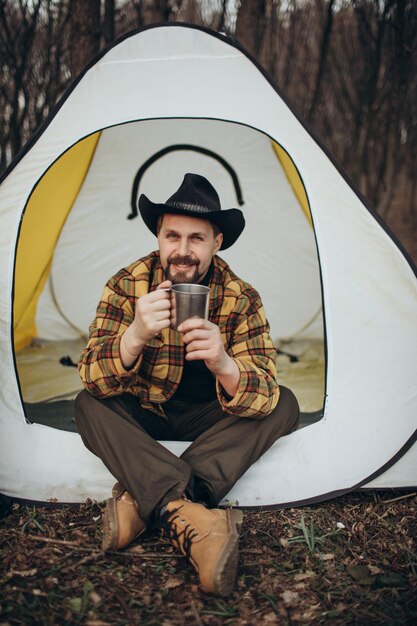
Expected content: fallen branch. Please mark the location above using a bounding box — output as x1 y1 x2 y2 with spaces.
60 551 104 573
383 492 416 505
22 533 87 548
19 532 184 558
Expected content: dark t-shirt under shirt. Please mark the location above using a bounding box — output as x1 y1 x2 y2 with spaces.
163 263 217 412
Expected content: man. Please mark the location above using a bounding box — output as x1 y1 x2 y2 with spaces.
75 173 299 596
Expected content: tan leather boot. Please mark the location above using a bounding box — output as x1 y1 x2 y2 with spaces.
162 499 243 596
102 482 146 551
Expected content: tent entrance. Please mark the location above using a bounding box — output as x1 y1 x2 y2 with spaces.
13 117 325 431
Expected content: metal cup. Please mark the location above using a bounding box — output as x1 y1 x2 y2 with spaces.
170 284 210 330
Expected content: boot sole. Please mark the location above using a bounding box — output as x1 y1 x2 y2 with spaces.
212 508 243 596
102 482 128 552
102 497 118 551
102 496 146 552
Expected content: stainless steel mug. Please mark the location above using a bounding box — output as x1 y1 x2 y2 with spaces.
170 283 210 330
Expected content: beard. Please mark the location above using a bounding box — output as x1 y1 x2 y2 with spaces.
164 255 203 284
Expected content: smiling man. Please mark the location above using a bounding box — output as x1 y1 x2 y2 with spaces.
75 173 300 596
160 212 217 283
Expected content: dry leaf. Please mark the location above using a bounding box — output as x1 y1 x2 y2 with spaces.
44 576 58 590
243 548 264 555
280 590 299 606
11 568 37 577
126 544 145 553
262 611 278 622
347 565 374 585
294 570 315 581
89 591 101 605
164 577 183 589
302 604 320 619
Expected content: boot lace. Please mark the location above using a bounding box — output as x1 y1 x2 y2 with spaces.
160 505 199 560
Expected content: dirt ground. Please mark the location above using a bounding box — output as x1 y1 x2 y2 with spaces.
0 490 416 625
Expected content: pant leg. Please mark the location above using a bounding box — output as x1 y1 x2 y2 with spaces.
164 398 232 441
73 390 193 524
179 385 300 506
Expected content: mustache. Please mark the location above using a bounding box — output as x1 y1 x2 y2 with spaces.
168 255 199 267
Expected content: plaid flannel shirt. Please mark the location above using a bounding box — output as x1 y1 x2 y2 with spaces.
78 252 279 419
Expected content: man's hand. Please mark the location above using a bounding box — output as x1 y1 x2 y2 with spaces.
131 279 172 343
121 280 172 367
179 318 240 397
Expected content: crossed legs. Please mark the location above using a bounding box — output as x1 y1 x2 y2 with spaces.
74 387 299 595
74 386 300 523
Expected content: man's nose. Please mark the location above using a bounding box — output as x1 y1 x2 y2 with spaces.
177 237 190 256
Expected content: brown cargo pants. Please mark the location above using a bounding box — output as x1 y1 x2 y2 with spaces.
74 386 299 524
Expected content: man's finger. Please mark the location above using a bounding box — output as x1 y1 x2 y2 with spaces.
185 339 211 352
150 298 171 311
152 309 171 322
156 318 171 329
157 280 172 291
182 329 211 344
178 318 212 333
146 289 171 303
185 349 211 361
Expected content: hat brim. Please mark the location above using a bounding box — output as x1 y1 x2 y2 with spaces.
138 194 245 250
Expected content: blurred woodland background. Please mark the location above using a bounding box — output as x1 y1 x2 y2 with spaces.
1 0 416 261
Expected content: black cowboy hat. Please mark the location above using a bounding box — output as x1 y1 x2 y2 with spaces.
138 173 245 250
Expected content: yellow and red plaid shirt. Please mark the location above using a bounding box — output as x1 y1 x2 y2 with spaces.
78 252 279 419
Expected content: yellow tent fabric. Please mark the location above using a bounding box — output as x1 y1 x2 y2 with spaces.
272 142 312 227
13 133 101 351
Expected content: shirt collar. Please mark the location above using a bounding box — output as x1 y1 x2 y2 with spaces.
209 256 225 311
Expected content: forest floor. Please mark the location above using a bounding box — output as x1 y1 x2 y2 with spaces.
0 490 416 625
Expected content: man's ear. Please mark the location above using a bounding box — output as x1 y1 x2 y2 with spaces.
214 233 223 254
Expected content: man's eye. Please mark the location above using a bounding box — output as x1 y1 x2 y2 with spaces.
192 235 203 241
167 233 178 239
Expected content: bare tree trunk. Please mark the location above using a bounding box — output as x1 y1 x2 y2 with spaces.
133 0 177 26
214 0 228 31
307 0 336 123
266 0 279 79
70 0 101 77
282 1 298 91
377 0 413 217
1 0 43 160
103 0 115 45
235 0 267 60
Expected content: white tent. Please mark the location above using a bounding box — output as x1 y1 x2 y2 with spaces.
0 24 416 506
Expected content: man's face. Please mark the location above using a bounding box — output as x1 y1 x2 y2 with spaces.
158 213 223 284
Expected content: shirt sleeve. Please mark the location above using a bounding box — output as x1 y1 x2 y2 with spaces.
78 272 144 398
216 289 280 419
